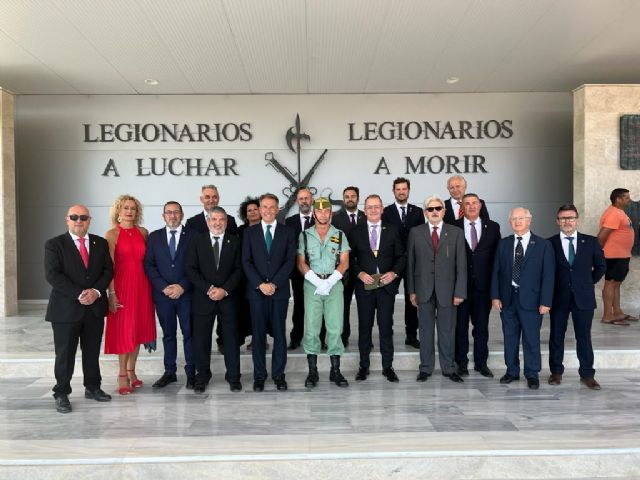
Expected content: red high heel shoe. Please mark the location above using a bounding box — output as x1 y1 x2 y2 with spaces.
117 374 133 395
128 369 144 388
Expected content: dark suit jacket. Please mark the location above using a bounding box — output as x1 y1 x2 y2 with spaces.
444 198 490 225
242 222 296 300
285 214 314 279
349 222 406 296
186 232 243 315
332 208 365 237
454 218 501 292
381 203 424 245
186 211 238 235
490 233 555 310
548 233 606 311
44 233 113 323
143 226 195 304
407 223 467 306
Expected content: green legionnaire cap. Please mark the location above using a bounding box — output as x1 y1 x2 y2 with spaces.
314 197 331 210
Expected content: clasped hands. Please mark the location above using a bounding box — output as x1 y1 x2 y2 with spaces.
358 271 397 285
163 284 184 300
305 270 342 296
79 289 99 306
207 285 227 301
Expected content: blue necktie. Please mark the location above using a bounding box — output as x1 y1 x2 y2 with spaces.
265 225 273 254
169 230 177 260
567 236 575 266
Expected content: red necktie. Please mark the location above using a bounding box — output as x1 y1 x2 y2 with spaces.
457 201 464 219
431 226 439 253
78 237 89 268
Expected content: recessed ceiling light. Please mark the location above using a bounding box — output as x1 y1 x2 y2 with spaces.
446 76 460 84
144 78 159 86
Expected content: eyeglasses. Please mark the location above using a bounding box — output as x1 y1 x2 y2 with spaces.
509 216 531 222
557 216 577 222
425 206 444 212
163 210 182 216
68 215 90 222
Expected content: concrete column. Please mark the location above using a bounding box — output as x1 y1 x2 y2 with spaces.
0 89 17 316
574 84 640 311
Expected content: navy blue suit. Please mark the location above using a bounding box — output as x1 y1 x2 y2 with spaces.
143 226 195 377
454 218 501 367
548 233 605 378
242 222 296 380
382 203 424 341
490 233 555 379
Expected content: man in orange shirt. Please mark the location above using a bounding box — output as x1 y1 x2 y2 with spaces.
598 188 637 326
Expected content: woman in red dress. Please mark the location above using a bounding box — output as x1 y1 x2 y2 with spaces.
104 195 156 395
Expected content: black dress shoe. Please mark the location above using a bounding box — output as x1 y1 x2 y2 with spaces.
355 367 369 381
416 371 431 382
456 363 469 377
228 380 242 392
253 379 265 392
274 376 288 391
84 388 112 402
186 375 196 390
287 341 301 351
474 364 494 378
499 373 520 384
527 377 540 390
55 394 72 414
382 367 400 383
405 337 420 349
194 383 206 393
152 372 177 389
444 372 464 383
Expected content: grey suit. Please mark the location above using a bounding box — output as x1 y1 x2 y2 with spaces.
407 223 467 375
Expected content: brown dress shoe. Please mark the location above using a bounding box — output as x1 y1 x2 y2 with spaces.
548 373 562 385
580 377 601 390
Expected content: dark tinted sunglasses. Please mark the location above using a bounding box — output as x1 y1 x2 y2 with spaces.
68 214 90 222
426 206 443 212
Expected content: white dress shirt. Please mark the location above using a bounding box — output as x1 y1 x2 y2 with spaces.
464 217 482 248
560 231 578 261
166 225 183 248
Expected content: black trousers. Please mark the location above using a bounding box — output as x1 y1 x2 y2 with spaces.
51 311 104 397
341 274 356 341
356 287 395 369
193 299 240 384
250 297 289 380
289 274 305 343
455 286 492 366
549 296 595 378
402 274 419 340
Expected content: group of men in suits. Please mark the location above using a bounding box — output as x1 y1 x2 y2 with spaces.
46 178 610 413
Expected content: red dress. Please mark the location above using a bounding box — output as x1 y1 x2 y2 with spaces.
104 225 156 354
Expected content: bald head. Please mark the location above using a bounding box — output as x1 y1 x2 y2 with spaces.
66 204 91 237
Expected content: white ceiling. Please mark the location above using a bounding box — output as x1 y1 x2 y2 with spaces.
1 0 639 95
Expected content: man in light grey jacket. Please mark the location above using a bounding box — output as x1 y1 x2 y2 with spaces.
407 195 467 384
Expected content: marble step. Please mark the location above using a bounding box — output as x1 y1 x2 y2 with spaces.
2 348 639 378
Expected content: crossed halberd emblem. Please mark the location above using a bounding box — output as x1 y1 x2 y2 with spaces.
265 114 338 218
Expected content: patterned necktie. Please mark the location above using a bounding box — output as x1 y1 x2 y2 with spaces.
169 230 177 260
265 225 273 254
431 226 439 254
400 206 407 225
350 214 356 226
513 236 524 284
78 237 89 268
567 236 575 265
212 236 220 269
470 221 478 250
370 224 378 252
457 201 464 219
303 216 310 230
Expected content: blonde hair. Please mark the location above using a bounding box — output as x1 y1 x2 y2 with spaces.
110 194 143 226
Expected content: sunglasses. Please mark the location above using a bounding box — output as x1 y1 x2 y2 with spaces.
68 214 90 222
425 206 443 212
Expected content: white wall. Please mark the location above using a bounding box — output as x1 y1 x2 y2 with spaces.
16 93 572 298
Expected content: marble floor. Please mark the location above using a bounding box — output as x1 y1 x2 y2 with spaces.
2 302 640 479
